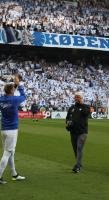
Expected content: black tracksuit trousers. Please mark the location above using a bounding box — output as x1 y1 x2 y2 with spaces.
70 133 87 167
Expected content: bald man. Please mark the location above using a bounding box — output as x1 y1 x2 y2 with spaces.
66 92 90 173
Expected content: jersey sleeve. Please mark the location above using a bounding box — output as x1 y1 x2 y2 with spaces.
66 106 73 123
13 86 26 105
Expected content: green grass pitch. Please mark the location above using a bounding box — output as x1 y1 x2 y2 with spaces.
0 119 109 200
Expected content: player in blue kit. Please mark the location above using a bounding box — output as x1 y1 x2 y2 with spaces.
0 75 26 184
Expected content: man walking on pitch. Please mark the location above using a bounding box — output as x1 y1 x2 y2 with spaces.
31 100 39 121
66 92 90 173
0 76 26 184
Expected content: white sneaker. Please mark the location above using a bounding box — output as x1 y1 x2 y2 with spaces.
12 174 26 181
0 178 7 184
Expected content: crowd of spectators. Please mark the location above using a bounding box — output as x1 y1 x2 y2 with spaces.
0 55 109 112
0 0 109 37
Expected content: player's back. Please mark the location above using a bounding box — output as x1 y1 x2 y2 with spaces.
0 95 20 130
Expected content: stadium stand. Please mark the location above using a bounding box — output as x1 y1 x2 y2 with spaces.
0 55 108 111
0 0 109 37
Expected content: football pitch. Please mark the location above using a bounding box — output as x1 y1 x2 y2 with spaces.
0 119 109 200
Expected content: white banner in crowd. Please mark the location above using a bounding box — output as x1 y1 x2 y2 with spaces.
51 112 67 119
32 32 109 51
0 28 109 51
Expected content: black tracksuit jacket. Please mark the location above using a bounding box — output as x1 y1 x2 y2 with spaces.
66 103 90 135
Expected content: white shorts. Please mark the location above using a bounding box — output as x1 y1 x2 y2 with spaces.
1 130 18 152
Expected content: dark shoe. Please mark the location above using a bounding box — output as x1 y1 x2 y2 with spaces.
0 178 7 184
72 164 81 173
